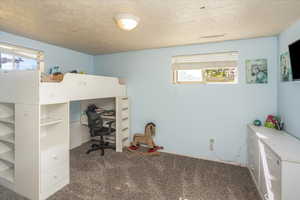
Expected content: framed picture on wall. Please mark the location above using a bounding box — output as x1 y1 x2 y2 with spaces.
280 52 292 82
246 59 268 84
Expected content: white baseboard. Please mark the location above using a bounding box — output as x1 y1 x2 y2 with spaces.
160 149 246 167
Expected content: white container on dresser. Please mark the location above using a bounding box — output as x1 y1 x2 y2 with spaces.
247 125 300 200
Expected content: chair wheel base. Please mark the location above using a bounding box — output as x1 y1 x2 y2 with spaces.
86 142 115 156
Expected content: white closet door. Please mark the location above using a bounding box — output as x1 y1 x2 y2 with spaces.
115 97 130 152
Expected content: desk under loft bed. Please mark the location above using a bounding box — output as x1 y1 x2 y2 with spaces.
0 70 130 200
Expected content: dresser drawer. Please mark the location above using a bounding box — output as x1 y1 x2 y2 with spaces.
247 129 259 183
265 145 281 174
122 127 129 139
121 118 129 128
264 145 281 200
41 165 69 193
121 99 129 109
121 110 129 120
41 146 68 172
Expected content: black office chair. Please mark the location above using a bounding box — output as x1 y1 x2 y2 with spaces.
86 109 115 156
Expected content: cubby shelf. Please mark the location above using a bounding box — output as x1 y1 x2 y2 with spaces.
0 167 14 183
0 103 15 186
0 117 14 124
0 133 14 144
0 143 14 165
40 118 63 127
0 151 14 164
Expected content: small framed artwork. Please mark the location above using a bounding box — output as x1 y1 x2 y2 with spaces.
280 52 292 82
246 59 268 84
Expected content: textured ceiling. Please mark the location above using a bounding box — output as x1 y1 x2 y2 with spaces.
0 0 300 55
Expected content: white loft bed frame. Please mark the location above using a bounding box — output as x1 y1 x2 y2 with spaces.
0 70 130 200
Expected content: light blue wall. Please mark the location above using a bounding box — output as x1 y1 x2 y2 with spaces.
94 37 278 165
0 31 94 121
278 19 300 138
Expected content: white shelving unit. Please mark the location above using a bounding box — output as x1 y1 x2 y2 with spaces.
116 97 130 152
0 103 15 187
0 70 128 200
40 118 63 127
40 103 69 199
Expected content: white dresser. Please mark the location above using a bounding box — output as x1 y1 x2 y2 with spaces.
247 125 300 200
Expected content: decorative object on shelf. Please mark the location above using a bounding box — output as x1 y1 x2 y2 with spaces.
49 66 61 74
280 52 292 82
128 122 164 155
41 72 64 82
264 115 284 130
246 59 268 84
253 119 262 126
70 70 86 74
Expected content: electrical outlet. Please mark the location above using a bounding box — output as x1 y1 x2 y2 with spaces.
209 138 215 151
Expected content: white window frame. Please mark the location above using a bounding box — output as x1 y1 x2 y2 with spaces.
0 42 45 71
172 52 239 84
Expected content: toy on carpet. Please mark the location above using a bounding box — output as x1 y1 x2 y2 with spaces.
128 122 163 155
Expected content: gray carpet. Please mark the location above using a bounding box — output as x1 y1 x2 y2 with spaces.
1 142 260 200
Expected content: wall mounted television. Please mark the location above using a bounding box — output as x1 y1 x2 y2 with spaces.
289 39 300 81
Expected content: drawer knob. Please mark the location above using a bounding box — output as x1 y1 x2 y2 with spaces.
52 155 58 160
264 193 269 200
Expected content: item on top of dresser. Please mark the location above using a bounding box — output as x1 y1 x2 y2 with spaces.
264 115 283 130
49 66 61 74
41 72 64 82
253 119 262 126
51 72 64 82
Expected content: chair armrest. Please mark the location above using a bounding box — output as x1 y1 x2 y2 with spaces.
106 120 115 125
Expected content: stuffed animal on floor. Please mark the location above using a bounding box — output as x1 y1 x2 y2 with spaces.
128 122 163 155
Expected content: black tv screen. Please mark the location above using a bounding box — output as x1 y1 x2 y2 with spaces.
289 40 300 80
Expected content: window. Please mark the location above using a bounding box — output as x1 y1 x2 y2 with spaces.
172 52 239 84
177 69 203 83
0 43 44 71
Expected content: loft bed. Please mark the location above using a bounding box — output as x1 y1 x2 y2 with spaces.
0 70 130 200
0 70 126 104
40 72 127 104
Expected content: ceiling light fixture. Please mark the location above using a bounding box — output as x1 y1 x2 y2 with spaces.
114 13 140 31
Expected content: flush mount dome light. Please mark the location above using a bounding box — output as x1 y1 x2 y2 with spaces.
114 13 140 31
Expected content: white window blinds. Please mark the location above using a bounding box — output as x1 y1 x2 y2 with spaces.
0 43 43 60
172 52 239 70
0 43 44 71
